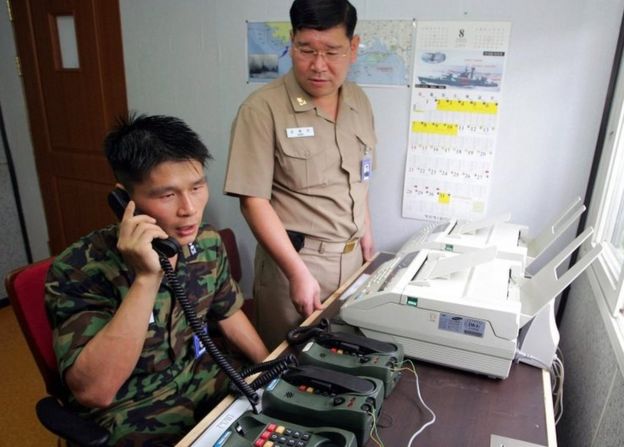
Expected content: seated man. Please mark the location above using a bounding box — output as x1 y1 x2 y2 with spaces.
45 114 269 446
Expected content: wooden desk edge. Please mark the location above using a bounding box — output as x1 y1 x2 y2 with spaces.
542 368 558 446
175 255 376 446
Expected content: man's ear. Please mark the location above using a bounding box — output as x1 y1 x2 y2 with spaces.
350 35 360 63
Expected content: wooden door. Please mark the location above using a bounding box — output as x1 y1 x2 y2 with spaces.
10 0 127 254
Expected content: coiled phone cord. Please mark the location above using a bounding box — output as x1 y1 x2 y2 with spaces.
230 353 299 394
286 318 330 345
159 255 260 409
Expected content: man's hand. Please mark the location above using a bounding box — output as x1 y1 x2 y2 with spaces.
361 198 375 262
116 201 170 277
240 196 323 318
289 268 322 317
360 228 375 262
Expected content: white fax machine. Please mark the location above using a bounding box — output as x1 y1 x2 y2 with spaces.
340 198 602 378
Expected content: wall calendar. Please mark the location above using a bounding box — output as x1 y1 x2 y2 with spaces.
402 21 511 221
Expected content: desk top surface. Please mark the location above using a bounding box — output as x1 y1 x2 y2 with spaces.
178 253 556 447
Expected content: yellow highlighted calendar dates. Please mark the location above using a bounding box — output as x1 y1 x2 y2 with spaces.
412 121 458 136
438 192 451 204
436 99 498 114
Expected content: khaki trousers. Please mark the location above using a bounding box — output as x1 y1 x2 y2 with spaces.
253 241 363 351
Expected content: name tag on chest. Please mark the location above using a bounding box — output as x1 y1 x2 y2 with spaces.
192 327 208 359
286 127 314 138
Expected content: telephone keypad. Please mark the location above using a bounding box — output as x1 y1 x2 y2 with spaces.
255 422 311 447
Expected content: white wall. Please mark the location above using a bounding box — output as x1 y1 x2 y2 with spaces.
120 0 624 293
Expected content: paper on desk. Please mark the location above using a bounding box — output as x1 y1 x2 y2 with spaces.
490 434 546 447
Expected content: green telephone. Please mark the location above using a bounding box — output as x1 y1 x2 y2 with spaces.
213 411 357 447
287 319 404 397
261 365 384 446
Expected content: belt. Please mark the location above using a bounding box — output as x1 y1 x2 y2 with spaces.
303 237 359 254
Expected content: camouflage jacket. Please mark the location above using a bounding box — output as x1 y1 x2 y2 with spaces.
45 223 244 414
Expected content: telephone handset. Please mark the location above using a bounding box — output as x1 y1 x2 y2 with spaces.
287 319 404 397
288 321 398 355
107 187 180 258
281 365 376 395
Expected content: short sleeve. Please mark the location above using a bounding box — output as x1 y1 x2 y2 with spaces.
45 255 118 379
224 100 276 199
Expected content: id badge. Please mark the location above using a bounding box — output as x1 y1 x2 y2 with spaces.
192 327 208 359
361 153 372 182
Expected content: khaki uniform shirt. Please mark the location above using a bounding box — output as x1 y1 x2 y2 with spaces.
224 70 376 242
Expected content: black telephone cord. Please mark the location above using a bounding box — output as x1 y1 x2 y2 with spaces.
159 256 260 409
286 318 330 345
230 354 298 394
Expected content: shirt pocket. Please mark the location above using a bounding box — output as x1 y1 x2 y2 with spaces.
275 133 327 190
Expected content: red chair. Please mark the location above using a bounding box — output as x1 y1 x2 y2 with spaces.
219 227 242 283
5 257 109 446
219 228 255 323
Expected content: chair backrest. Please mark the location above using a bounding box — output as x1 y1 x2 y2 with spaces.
218 228 255 321
5 257 63 397
218 228 242 283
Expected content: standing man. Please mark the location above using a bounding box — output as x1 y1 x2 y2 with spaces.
225 0 377 350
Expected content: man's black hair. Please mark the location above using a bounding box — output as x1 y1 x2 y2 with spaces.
290 0 357 39
104 113 212 191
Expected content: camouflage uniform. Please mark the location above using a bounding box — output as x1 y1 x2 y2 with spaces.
45 224 244 446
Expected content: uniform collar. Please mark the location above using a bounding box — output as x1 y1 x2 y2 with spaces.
284 69 359 114
182 240 198 260
285 70 315 112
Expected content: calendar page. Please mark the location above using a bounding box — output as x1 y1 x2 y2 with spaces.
402 21 511 221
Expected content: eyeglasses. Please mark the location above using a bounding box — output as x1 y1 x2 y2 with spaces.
292 44 349 62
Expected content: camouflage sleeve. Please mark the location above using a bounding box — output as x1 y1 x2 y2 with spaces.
45 249 119 380
207 236 244 320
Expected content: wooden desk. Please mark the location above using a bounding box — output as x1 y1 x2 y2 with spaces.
177 254 557 447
